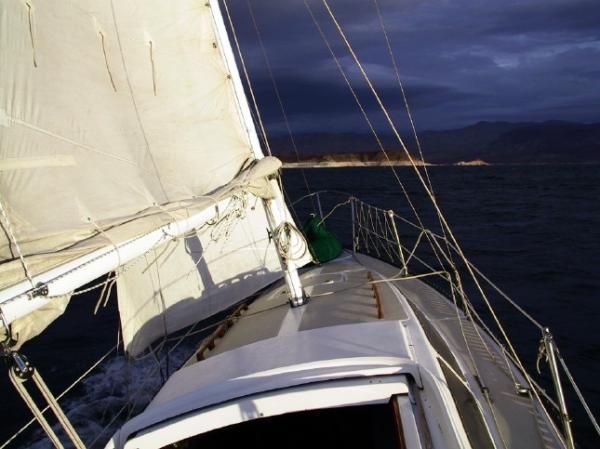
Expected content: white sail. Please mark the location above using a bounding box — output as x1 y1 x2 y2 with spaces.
0 0 309 350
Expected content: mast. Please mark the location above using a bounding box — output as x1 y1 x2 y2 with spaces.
208 0 307 306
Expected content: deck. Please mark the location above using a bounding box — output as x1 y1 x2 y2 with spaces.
107 252 565 449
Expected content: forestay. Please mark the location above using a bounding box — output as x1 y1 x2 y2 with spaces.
0 0 308 351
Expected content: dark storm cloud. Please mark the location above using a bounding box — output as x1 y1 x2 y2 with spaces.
224 0 600 133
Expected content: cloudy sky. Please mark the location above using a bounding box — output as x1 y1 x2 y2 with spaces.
224 0 600 135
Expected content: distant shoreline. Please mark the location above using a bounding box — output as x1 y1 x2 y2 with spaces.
272 121 600 165
283 160 600 168
282 161 430 168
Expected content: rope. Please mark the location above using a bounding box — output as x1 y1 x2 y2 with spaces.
320 0 539 401
371 0 434 195
245 0 314 207
99 32 117 92
272 221 308 263
348 193 569 433
87 306 250 448
0 345 116 449
92 273 117 315
8 370 63 449
317 198 353 226
557 351 600 437
222 0 272 156
209 193 247 242
89 217 122 269
30 370 86 449
0 196 34 287
303 0 450 275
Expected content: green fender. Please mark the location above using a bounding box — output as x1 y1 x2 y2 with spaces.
302 215 342 264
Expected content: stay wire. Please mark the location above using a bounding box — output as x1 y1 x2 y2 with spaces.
0 345 117 449
245 0 315 210
318 2 565 429
319 0 529 379
302 0 450 275
372 0 457 274
222 0 272 156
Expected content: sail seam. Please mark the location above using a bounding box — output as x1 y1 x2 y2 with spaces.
7 115 137 165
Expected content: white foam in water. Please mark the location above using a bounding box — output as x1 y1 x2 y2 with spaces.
21 343 195 449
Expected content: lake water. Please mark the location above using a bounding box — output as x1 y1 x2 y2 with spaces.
1 165 598 448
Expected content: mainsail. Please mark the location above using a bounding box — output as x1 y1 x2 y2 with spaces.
0 0 309 352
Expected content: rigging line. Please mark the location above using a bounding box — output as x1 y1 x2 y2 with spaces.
222 0 272 156
356 200 556 429
247 102 271 153
88 208 250 443
465 303 565 430
277 175 303 227
310 0 450 272
245 0 315 208
371 0 432 194
371 0 459 283
0 344 117 449
8 371 64 449
319 0 530 378
317 198 353 227
427 224 542 428
386 211 544 330
429 238 502 371
88 305 246 448
303 1 450 274
0 197 34 287
448 280 485 382
414 223 545 331
557 352 600 437
99 31 117 92
108 0 169 202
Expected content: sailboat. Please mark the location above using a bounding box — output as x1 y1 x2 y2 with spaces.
0 1 596 448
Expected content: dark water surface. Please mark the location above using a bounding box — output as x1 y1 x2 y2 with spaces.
284 165 600 449
1 165 599 448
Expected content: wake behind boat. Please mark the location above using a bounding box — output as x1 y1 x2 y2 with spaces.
0 1 597 449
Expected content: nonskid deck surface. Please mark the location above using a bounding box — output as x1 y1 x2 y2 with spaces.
354 253 562 449
115 251 563 449
202 253 407 358
195 251 562 449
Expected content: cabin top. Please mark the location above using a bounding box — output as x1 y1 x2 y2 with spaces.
107 254 474 449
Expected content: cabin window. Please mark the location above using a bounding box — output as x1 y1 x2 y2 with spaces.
165 403 406 449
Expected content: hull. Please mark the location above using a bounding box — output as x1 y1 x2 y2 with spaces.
106 251 564 449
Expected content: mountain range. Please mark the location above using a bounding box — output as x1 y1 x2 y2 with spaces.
273 121 600 165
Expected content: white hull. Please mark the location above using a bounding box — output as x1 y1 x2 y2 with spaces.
106 252 564 449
